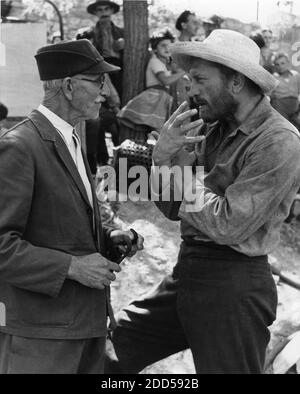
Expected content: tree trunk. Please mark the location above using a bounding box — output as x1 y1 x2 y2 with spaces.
122 0 149 105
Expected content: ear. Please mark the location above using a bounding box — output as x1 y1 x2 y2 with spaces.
61 77 73 101
231 73 245 94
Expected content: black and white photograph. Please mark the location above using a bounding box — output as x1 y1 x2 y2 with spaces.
1 0 300 377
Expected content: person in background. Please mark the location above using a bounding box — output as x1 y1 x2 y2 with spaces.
261 28 275 74
176 10 199 42
97 77 120 150
0 102 8 132
85 75 121 173
170 10 199 111
270 52 300 129
87 0 124 100
117 29 185 143
76 28 121 173
51 31 62 44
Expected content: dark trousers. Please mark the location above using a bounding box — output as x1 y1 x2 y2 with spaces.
86 119 109 174
104 57 123 101
105 242 277 374
0 333 106 374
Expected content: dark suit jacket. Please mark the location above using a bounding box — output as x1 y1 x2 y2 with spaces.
0 110 118 339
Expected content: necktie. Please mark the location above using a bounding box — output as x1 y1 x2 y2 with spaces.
72 130 94 208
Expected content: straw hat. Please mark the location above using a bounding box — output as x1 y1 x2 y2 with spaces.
171 29 278 93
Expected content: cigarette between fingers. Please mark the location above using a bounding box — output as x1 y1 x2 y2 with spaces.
185 136 206 143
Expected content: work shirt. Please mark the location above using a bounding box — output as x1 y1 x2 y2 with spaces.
271 70 300 99
154 96 300 256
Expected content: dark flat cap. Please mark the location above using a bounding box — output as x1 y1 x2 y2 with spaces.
35 39 120 81
87 1 120 15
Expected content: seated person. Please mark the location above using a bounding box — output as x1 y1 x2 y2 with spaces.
117 29 185 143
270 52 300 129
86 74 121 174
75 28 121 173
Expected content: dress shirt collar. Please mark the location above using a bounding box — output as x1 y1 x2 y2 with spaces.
37 104 74 146
237 96 273 136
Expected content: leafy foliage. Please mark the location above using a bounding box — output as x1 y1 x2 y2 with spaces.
21 1 181 40
22 0 77 18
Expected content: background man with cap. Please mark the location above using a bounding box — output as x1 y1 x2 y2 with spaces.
170 10 199 112
0 39 143 374
87 0 124 99
106 30 300 374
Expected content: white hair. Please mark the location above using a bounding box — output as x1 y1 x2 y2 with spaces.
42 78 64 92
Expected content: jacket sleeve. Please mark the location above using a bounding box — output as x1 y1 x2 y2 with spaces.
151 166 182 221
0 135 72 298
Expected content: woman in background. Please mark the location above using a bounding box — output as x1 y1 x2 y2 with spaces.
117 29 185 143
261 28 276 74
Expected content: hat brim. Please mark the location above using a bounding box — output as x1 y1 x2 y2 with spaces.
87 1 120 15
81 59 121 75
171 42 278 94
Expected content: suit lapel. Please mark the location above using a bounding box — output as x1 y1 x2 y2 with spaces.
54 135 92 209
82 149 105 252
28 110 92 209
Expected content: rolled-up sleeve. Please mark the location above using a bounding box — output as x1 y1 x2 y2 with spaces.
179 129 300 245
0 136 71 298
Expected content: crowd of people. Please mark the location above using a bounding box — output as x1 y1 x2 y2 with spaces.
249 28 300 130
75 4 300 174
0 0 300 375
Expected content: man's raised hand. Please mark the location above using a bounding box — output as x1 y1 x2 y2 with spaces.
153 101 205 166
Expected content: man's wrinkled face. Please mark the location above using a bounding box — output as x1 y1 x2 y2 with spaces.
189 59 238 123
71 73 108 120
95 5 114 21
274 56 290 75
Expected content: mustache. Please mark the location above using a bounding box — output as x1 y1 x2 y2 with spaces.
193 97 208 106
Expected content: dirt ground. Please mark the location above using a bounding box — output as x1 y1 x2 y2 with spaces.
103 197 300 374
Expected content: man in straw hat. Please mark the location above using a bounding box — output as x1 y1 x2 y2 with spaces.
0 39 144 374
105 30 300 374
86 1 124 99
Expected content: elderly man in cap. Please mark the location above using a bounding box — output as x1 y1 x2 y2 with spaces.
106 30 300 374
87 0 124 99
0 39 143 374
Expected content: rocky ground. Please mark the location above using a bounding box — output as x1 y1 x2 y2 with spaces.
100 195 300 374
